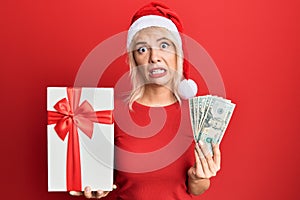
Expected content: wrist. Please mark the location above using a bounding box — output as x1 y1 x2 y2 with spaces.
187 176 210 196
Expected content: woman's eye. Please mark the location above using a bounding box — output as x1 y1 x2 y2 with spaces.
137 47 147 53
160 42 169 49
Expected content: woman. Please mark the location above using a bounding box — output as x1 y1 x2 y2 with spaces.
71 2 221 199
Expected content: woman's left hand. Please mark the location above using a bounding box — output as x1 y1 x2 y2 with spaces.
188 141 221 180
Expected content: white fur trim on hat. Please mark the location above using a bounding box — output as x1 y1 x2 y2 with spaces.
178 79 198 99
127 15 182 49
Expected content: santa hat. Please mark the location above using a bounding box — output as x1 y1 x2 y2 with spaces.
127 1 198 99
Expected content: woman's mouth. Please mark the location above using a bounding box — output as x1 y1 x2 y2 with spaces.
149 68 167 78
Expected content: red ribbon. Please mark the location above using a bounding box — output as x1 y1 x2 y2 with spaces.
47 87 113 191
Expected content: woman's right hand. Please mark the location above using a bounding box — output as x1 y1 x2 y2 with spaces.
70 185 116 199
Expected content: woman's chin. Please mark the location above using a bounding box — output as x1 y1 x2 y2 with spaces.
145 80 172 88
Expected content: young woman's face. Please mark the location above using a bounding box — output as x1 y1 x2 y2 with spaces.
132 27 178 87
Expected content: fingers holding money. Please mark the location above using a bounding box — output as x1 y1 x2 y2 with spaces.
194 141 221 178
212 143 221 171
192 148 205 179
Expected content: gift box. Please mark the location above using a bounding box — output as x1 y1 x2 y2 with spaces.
47 87 114 191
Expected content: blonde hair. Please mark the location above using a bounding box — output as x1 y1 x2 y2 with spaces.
127 27 184 110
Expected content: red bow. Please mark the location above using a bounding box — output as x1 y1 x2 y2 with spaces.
47 87 113 191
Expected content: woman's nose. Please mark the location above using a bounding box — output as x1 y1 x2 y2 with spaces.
149 48 161 63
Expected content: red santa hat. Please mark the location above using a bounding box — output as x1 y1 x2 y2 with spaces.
127 1 198 99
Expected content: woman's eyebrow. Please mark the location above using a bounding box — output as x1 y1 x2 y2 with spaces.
134 41 147 46
157 37 170 42
133 37 171 48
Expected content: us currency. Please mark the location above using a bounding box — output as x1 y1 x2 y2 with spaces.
189 95 235 155
189 99 196 140
189 96 207 141
196 96 208 136
199 95 212 134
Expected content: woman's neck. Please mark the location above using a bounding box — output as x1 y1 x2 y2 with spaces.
136 84 177 107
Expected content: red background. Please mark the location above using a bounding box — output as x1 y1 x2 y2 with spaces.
1 0 300 199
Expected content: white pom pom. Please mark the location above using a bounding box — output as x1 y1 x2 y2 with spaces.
178 79 198 99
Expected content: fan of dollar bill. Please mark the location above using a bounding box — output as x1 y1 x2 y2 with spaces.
189 95 236 154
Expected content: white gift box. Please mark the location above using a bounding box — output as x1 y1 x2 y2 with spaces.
47 87 114 191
